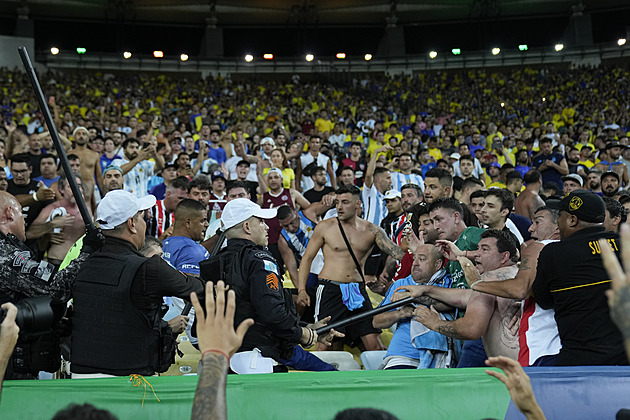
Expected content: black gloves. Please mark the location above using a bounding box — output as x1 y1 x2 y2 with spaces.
81 225 105 254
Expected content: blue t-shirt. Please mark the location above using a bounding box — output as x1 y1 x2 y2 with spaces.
532 152 565 188
33 175 59 188
379 276 419 360
149 182 167 200
163 236 210 275
207 146 227 164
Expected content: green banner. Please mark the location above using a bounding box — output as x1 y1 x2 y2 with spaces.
1 368 511 419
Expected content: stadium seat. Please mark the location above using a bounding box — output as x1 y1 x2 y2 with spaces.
360 350 387 370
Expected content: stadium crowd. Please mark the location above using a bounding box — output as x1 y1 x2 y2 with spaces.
1 64 630 417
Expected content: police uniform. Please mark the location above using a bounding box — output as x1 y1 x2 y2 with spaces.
532 191 628 366
0 231 89 379
200 238 302 361
71 237 205 376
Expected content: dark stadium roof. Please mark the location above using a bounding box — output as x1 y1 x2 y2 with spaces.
1 0 628 26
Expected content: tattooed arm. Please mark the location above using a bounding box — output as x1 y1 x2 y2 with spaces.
190 281 253 420
470 243 545 300
368 222 405 260
413 290 495 340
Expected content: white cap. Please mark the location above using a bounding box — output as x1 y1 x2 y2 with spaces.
561 173 584 186
267 167 283 178
96 190 156 230
220 198 277 231
384 190 402 200
72 126 88 137
261 137 275 146
449 153 461 160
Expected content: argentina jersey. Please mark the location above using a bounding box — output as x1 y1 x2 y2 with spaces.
391 172 425 192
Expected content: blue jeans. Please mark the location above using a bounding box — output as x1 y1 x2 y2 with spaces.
456 338 488 368
279 346 337 371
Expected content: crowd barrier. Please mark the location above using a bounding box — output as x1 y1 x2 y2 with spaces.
1 366 629 419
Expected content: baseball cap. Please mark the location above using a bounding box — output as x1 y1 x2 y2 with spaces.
96 190 156 230
220 198 277 231
267 167 283 178
485 162 501 174
211 171 226 181
561 173 584 186
601 171 620 182
547 190 605 223
606 141 627 150
261 137 275 146
162 163 178 171
384 190 402 200
449 153 461 160
103 165 123 176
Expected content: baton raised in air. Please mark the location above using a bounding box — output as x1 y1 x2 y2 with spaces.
315 296 415 335
18 47 95 232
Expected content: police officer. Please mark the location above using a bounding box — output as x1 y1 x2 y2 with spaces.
0 191 101 379
71 190 205 377
533 190 628 366
200 198 340 373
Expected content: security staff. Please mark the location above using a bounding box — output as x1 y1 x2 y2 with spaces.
533 190 627 366
71 190 204 377
200 198 339 372
0 191 101 379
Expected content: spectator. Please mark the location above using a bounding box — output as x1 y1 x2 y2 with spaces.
263 149 296 189
363 145 393 225
209 171 227 211
112 138 165 198
561 173 584 196
423 168 453 204
390 152 424 192
303 166 335 204
400 183 423 212
531 137 568 189
147 176 190 240
337 166 356 187
601 171 621 198
149 163 178 200
603 197 626 233
298 135 335 191
373 244 454 369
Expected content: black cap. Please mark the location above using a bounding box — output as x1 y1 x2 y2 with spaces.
236 159 251 167
601 171 620 182
605 141 627 150
163 163 178 171
547 189 605 223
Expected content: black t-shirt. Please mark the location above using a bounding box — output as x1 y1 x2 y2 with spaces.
304 186 335 204
27 152 44 178
7 179 52 228
532 226 627 366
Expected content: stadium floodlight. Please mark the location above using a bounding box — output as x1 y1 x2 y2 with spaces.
153 51 164 58
305 54 314 62
452 48 461 55
263 53 273 60
491 47 500 55
542 97 546 102
501 102 505 107
245 54 254 62
619 38 627 46
429 51 437 59
123 51 132 59
76 47 86 54
180 54 189 62
50 47 59 55
518 44 528 51
555 44 564 52
336 53 346 59
364 53 372 61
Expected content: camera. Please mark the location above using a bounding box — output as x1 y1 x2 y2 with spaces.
0 296 57 336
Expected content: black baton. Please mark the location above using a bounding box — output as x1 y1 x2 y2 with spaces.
18 47 95 232
315 296 415 335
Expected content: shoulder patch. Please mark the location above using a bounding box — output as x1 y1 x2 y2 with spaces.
263 260 279 275
266 273 279 291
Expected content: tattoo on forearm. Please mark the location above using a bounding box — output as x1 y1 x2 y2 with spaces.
369 224 404 260
192 353 229 420
436 323 468 341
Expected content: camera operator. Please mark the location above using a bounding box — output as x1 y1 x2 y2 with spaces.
0 192 102 379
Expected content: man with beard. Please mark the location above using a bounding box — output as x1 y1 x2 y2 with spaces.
601 171 621 198
71 127 104 211
423 168 453 204
395 230 521 362
391 153 424 192
595 142 629 187
587 168 603 195
297 185 419 352
401 183 423 213
112 138 165 198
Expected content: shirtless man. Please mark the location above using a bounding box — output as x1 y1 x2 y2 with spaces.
71 127 103 211
27 173 91 268
393 230 521 360
298 184 418 351
514 169 545 221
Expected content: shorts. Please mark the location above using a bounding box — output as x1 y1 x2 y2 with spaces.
314 279 381 347
364 244 387 276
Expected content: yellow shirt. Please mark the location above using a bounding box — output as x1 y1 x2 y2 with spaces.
315 118 334 133
428 147 443 161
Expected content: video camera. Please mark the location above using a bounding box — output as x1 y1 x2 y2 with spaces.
0 296 57 336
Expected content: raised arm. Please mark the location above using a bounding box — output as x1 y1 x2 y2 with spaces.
367 222 404 260
364 145 392 189
290 189 310 211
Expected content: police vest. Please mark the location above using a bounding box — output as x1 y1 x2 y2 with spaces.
72 251 172 375
200 240 296 361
